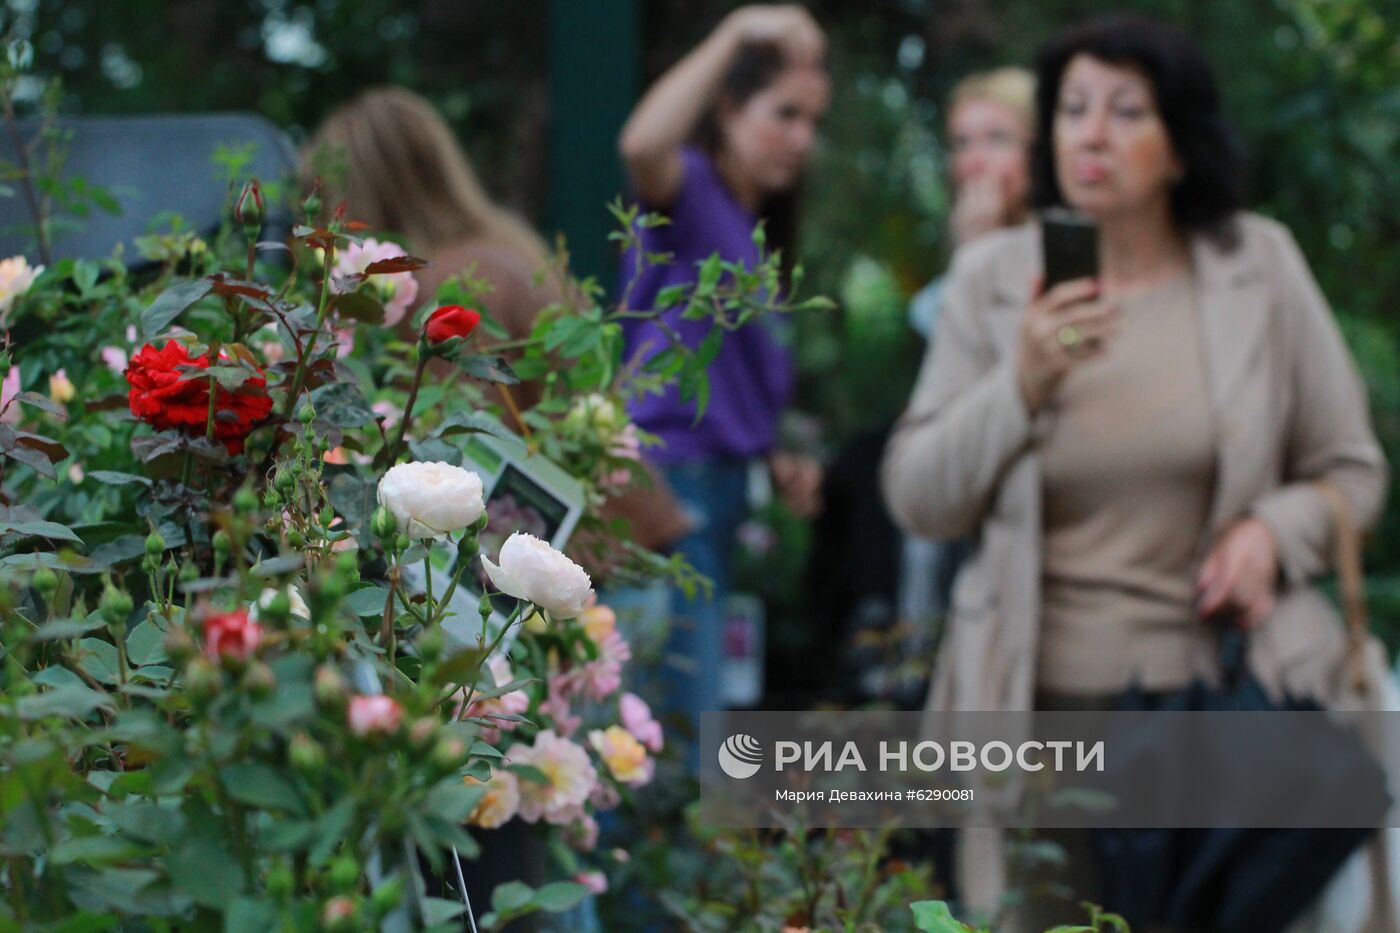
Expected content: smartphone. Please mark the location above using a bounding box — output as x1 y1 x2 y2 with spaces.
1041 208 1099 290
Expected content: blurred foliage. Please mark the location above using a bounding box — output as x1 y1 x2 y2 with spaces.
6 0 1399 641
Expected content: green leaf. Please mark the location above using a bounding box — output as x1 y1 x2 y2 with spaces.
423 781 486 824
695 253 723 295
226 897 279 933
51 834 149 865
263 819 317 853
429 647 486 688
16 683 114 721
104 800 186 845
126 618 168 667
74 259 100 295
653 284 689 310
491 881 534 916
0 519 83 543
420 897 469 925
533 881 589 912
29 616 108 641
169 833 245 909
458 354 520 385
221 763 307 815
87 470 153 487
78 637 122 685
505 763 549 785
910 900 982 933
309 795 357 865
46 913 119 933
343 586 389 617
141 278 212 337
202 365 257 390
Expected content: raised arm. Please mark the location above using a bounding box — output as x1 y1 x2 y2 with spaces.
617 5 824 207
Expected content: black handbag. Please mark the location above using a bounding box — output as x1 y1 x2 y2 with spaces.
1090 481 1395 933
1089 628 1388 932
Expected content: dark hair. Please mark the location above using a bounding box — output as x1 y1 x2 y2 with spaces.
694 42 802 277
1030 15 1244 242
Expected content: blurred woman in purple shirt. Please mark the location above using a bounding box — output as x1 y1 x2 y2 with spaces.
616 4 829 743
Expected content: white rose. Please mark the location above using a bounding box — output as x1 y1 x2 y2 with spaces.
254 585 311 620
482 532 593 620
377 461 486 540
0 256 43 319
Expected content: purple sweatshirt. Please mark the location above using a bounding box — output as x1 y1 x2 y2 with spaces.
618 146 794 464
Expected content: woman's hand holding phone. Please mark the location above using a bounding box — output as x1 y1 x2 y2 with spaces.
1015 277 1121 414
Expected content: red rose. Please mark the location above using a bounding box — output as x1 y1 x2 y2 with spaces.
202 608 263 662
424 305 482 345
125 340 273 453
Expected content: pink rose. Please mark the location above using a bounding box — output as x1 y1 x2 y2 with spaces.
619 692 664 752
347 694 403 736
0 366 20 424
332 238 419 326
573 870 607 895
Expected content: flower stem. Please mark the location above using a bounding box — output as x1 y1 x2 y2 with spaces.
386 345 428 464
283 240 336 417
454 602 525 722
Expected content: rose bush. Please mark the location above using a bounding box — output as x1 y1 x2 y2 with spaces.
0 36 837 926
0 150 822 931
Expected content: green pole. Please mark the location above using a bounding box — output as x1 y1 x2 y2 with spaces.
549 0 639 288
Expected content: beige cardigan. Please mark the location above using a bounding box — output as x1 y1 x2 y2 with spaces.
880 213 1389 921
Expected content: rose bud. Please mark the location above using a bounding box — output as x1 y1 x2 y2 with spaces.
430 735 467 773
302 177 323 222
319 895 358 933
347 694 402 737
407 716 439 753
370 877 403 914
163 626 196 664
99 583 133 629
183 656 222 702
288 732 327 776
240 661 276 699
423 305 481 346
201 608 263 668
313 665 349 710
328 854 359 892
234 178 265 230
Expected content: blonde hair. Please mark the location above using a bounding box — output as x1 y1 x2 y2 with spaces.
948 67 1036 134
304 86 551 273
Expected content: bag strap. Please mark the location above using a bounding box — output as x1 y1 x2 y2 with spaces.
1313 479 1372 697
1314 480 1397 931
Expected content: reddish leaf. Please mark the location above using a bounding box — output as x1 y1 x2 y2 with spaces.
209 275 274 302
14 392 68 421
330 291 385 325
13 431 69 462
343 220 370 231
363 255 428 275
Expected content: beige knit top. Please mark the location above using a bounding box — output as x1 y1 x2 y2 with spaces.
1037 272 1219 694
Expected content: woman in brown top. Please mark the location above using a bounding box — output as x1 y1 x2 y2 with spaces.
882 15 1387 926
305 87 561 411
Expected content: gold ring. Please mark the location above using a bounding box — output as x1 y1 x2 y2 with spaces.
1056 324 1082 349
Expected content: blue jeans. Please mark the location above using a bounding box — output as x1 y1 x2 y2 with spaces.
605 459 749 772
659 459 750 731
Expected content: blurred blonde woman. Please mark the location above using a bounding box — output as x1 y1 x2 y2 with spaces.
909 66 1035 339
305 86 561 376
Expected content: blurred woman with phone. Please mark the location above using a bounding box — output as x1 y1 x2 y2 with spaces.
882 15 1387 927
